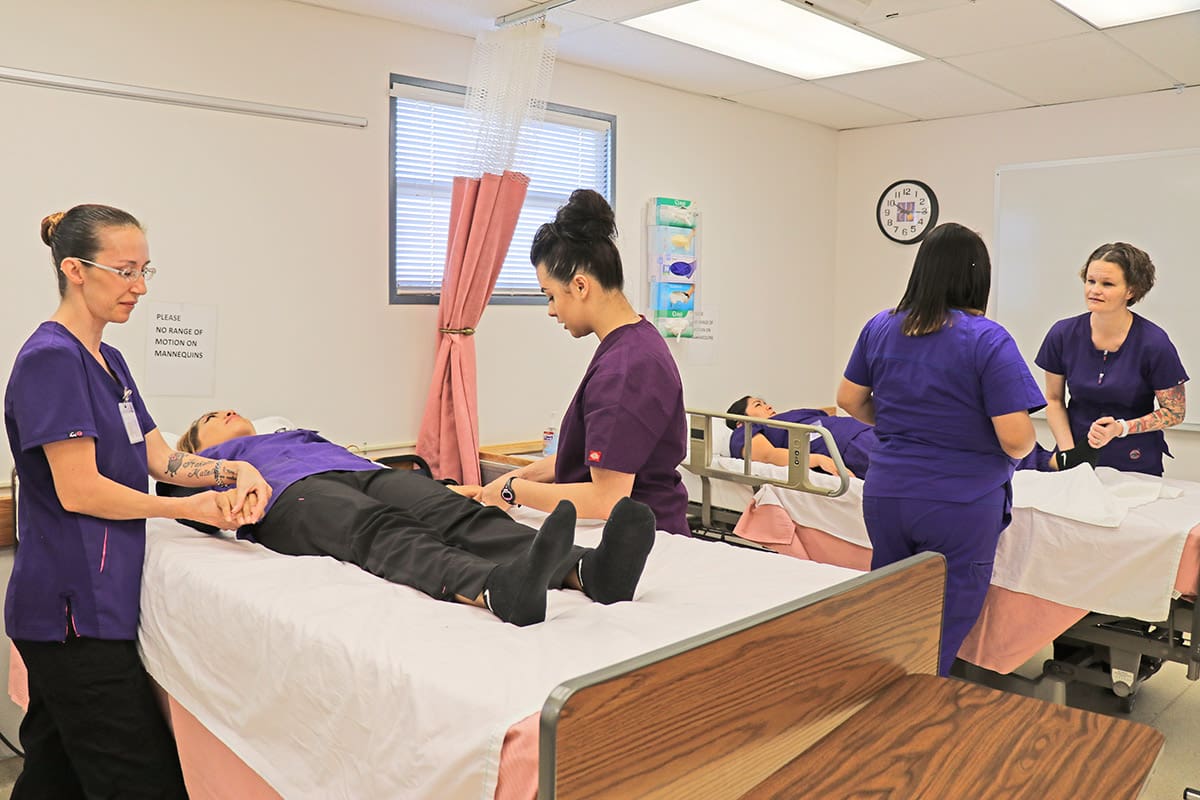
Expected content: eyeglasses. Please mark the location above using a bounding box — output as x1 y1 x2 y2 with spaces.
77 258 157 283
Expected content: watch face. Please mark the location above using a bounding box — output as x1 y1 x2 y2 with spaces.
877 180 939 244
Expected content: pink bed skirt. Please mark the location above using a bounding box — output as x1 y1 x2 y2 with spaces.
735 499 1200 675
8 645 541 800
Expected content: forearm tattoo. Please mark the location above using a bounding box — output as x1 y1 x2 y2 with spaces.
164 454 234 484
1128 384 1186 435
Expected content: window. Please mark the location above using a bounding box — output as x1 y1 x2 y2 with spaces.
390 75 615 304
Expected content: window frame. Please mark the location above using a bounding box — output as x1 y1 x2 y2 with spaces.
388 73 617 306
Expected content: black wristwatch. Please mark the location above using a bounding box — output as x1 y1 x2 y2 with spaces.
500 475 519 505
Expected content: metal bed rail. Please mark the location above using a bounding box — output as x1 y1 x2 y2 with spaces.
683 408 851 532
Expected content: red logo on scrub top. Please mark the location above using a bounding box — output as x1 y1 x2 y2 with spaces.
68 431 83 438
588 450 602 463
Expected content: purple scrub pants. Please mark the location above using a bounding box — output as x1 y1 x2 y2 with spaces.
253 469 586 601
12 634 187 799
862 483 1011 676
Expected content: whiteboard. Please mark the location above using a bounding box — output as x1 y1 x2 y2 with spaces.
993 148 1200 426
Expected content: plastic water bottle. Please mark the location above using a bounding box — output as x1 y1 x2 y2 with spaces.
543 419 558 457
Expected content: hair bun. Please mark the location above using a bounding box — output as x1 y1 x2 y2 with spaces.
41 212 66 246
554 189 616 242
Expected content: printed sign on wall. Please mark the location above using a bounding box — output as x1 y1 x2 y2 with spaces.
143 301 217 396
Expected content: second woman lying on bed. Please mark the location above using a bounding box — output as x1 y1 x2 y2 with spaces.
160 410 655 626
726 396 1073 476
725 397 878 478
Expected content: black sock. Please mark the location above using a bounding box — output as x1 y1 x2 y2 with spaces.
580 497 656 605
484 500 576 626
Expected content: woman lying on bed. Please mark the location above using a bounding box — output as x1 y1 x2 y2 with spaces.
725 396 1082 476
725 397 878 478
159 410 655 626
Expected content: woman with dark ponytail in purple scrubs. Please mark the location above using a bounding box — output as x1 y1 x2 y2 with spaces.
837 223 1045 677
4 204 270 798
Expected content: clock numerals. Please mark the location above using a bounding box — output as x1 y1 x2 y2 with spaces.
877 180 939 245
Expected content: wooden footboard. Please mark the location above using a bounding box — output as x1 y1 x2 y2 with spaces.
539 553 945 800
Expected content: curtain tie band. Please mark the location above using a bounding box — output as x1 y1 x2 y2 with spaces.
438 326 476 335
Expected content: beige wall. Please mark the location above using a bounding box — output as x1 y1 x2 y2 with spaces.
833 86 1200 478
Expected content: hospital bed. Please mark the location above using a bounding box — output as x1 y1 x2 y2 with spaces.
680 409 1200 709
7 507 1166 798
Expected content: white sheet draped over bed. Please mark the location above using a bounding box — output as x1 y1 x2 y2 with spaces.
683 459 1195 621
137 511 860 800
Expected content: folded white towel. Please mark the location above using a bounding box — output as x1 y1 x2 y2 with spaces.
1012 466 1180 527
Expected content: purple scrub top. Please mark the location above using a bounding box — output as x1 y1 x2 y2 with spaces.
1036 313 1187 476
844 309 1045 503
198 429 381 524
555 318 689 536
729 408 878 478
5 322 157 642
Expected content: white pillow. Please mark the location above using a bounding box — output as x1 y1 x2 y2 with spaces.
713 426 733 458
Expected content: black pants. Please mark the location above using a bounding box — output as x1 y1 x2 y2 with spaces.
253 469 585 600
12 635 187 800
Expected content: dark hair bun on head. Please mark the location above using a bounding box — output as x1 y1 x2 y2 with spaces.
531 188 624 291
555 189 616 242
41 212 66 246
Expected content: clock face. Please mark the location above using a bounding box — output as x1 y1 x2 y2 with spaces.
877 180 939 244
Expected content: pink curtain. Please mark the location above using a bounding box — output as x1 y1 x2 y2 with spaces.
416 171 529 484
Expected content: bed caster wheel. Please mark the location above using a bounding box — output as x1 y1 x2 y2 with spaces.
1119 694 1136 714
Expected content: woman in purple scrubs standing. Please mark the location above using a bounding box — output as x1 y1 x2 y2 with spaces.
1036 243 1187 476
837 223 1045 676
476 190 688 539
4 204 270 798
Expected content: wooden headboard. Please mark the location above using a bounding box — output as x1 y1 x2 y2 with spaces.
539 553 944 800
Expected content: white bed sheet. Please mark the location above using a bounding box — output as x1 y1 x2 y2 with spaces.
993 469 1197 620
680 457 870 548
137 511 861 800
690 459 1195 622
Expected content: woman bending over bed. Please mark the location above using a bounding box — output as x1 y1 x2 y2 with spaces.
467 190 689 536
163 410 656 626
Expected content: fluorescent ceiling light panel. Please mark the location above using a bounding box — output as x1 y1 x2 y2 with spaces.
621 0 921 80
1052 0 1200 27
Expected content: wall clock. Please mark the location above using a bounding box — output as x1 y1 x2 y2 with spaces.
876 179 938 244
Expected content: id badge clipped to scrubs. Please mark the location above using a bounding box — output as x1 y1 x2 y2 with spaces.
119 388 144 445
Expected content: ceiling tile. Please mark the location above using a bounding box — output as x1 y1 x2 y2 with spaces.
862 0 1091 58
816 59 1034 119
727 81 917 129
1105 10 1200 85
288 0 511 36
946 31 1177 104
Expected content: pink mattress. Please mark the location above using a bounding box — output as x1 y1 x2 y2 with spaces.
734 500 1200 674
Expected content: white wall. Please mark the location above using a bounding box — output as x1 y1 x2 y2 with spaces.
0 0 840 487
833 87 1200 479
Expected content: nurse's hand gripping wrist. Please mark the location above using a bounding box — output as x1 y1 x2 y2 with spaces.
227 462 272 524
